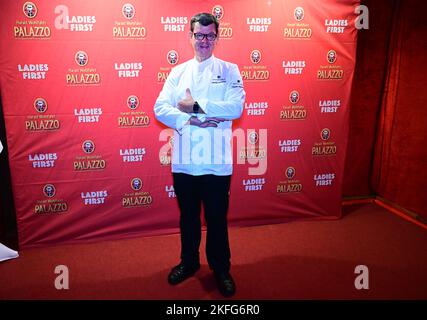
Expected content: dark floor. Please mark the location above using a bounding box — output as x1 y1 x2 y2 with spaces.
1 202 426 299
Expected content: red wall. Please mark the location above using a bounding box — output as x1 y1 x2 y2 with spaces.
343 0 394 197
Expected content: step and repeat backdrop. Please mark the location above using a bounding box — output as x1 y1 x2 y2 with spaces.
0 0 359 248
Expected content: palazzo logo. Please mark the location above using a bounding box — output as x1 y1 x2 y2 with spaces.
158 49 180 83
34 184 68 214
277 167 303 193
321 128 331 141
327 50 337 63
14 2 51 39
317 49 344 80
248 131 258 145
241 49 270 82
283 6 312 39
74 140 107 171
312 128 337 156
34 98 47 113
113 3 146 39
23 2 38 18
122 4 135 20
127 95 139 110
294 7 304 21
285 167 296 179
212 5 224 20
131 178 142 191
82 140 95 154
66 51 101 86
212 5 233 39
167 50 179 65
280 90 307 121
239 130 266 161
250 50 261 64
75 51 88 66
289 90 299 104
159 135 173 166
26 98 60 132
118 95 150 127
43 184 56 197
122 178 153 208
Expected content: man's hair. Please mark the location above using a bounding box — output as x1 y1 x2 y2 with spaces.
190 13 219 34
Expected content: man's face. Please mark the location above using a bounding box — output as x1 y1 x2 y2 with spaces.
190 22 217 62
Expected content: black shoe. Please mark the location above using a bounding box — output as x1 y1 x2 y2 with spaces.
214 272 236 297
167 263 200 285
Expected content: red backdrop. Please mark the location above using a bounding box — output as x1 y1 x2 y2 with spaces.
0 0 359 248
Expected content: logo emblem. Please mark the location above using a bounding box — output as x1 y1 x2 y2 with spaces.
131 178 143 191
289 90 300 104
250 50 261 64
75 51 88 67
34 98 47 113
82 140 95 154
327 50 337 64
43 184 56 198
169 136 174 148
122 3 135 20
248 131 259 145
127 95 139 110
294 7 304 21
167 50 179 65
286 167 295 179
321 128 331 141
23 2 37 19
212 5 224 20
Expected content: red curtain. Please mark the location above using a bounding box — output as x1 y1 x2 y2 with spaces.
345 0 427 220
343 0 395 197
372 0 427 218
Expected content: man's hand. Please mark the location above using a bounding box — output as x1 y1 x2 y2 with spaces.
189 116 227 128
178 88 204 114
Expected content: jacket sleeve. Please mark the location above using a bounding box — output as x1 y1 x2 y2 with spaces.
153 68 192 135
197 63 245 120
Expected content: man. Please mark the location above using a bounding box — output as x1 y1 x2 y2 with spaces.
154 12 245 297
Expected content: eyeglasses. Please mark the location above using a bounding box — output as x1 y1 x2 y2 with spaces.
192 32 217 41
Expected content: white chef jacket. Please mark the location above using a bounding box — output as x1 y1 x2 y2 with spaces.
154 55 245 176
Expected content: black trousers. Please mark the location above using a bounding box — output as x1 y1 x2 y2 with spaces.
173 173 231 273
